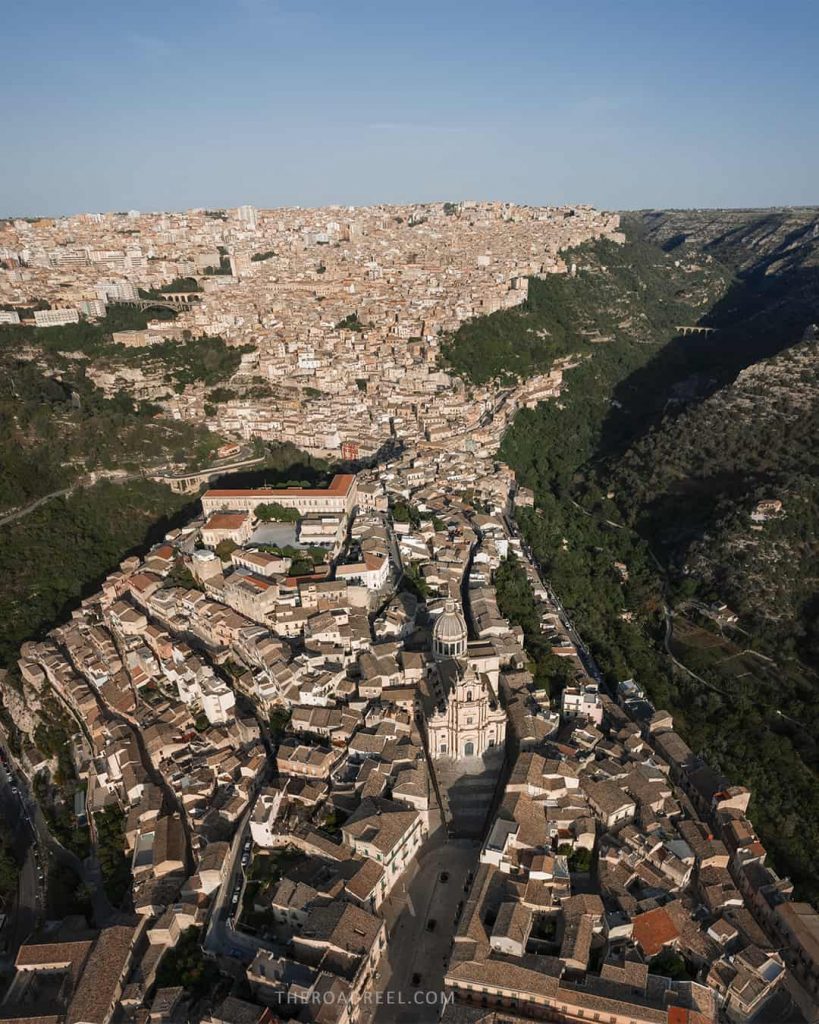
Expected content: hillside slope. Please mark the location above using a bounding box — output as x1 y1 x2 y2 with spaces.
608 334 819 655
481 214 819 905
0 308 236 513
442 232 727 386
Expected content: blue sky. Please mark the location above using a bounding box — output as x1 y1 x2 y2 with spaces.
2 0 817 215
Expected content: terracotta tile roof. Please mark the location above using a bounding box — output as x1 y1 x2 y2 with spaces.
632 905 682 956
204 512 248 530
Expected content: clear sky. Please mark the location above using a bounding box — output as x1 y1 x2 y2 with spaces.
3 0 818 216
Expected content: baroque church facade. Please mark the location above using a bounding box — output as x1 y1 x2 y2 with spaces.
426 599 507 759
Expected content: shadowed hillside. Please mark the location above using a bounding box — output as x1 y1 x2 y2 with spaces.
488 212 819 905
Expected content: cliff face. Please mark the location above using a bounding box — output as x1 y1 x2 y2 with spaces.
497 214 819 904
608 334 819 649
600 212 819 651
640 206 819 275
635 210 819 368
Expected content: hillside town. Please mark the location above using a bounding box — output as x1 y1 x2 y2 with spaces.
0 202 817 1024
0 202 621 460
0 431 817 1024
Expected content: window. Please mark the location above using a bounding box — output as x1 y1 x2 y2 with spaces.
466 690 473 702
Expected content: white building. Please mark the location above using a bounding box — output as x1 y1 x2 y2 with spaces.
249 789 286 847
335 553 389 590
237 204 258 231
33 307 80 327
561 684 604 725
79 298 107 318
426 600 507 759
201 677 236 725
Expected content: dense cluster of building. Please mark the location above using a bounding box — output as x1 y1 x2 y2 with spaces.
1 438 816 1024
0 201 817 1024
0 447 527 1024
0 202 620 459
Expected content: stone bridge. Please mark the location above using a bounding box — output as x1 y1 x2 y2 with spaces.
147 453 266 493
113 291 201 313
676 325 717 336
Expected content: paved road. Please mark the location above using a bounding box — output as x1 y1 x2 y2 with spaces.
0 487 74 527
368 835 479 1024
150 449 266 488
515 534 607 693
0 722 115 932
0 469 144 528
0 764 40 953
0 445 261 529
368 514 405 630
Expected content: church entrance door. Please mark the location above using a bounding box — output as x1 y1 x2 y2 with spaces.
464 741 475 756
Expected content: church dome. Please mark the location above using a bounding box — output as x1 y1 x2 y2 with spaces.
433 598 468 659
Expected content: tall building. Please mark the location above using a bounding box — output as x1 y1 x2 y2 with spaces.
237 204 258 231
427 599 507 759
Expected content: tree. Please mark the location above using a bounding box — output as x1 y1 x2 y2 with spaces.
156 927 210 996
164 559 202 591
391 500 420 527
336 312 364 332
0 836 19 899
568 847 593 873
254 502 300 523
214 539 238 562
94 805 131 905
269 707 291 740
402 563 430 601
649 949 690 980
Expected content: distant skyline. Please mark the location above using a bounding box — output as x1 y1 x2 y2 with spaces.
2 0 818 217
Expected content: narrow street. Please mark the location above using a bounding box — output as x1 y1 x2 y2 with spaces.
0 769 39 953
0 736 116 944
203 778 273 961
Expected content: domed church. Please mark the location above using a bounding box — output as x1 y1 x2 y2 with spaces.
432 598 469 660
427 598 507 760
